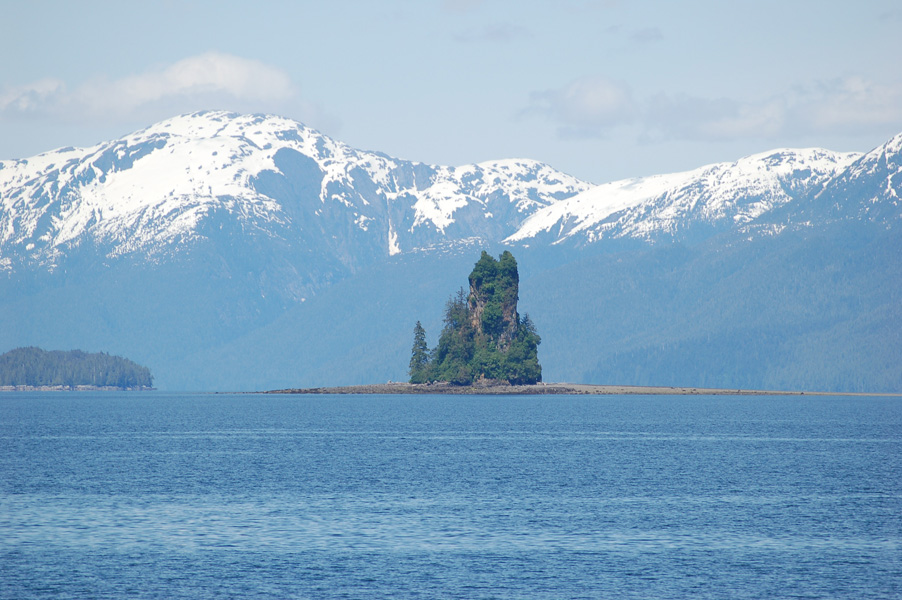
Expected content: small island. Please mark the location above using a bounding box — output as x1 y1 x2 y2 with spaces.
409 250 541 385
0 347 154 391
266 251 902 397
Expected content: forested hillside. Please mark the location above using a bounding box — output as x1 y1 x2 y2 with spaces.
0 112 898 391
0 347 153 389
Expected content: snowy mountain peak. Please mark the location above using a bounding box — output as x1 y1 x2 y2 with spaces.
2 116 901 393
506 147 862 245
0 111 590 274
2 111 900 287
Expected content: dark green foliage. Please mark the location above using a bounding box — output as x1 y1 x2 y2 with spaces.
504 315 542 385
468 250 499 291
480 300 504 337
497 250 519 303
428 289 477 384
0 347 153 388
412 252 542 385
408 321 430 384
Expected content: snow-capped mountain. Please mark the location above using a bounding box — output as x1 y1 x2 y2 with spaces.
795 131 902 225
0 111 590 278
3 110 898 282
506 148 862 246
1 111 900 392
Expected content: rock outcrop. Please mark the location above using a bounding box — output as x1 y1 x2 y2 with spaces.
412 250 541 385
467 250 520 350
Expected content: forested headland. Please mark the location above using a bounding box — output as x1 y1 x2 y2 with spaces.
0 347 154 390
409 251 542 385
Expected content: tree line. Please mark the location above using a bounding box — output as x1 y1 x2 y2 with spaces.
0 347 154 389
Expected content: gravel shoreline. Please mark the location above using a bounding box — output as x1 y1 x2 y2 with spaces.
264 382 829 396
0 385 155 392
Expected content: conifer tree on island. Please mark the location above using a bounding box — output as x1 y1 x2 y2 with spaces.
408 321 430 384
409 251 542 385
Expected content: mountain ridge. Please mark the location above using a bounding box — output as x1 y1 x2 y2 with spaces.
1 111 899 391
4 111 897 278
0 111 590 278
506 147 864 246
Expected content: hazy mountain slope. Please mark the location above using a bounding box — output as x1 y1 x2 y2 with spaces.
0 112 899 391
528 223 901 392
151 220 900 393
794 132 902 226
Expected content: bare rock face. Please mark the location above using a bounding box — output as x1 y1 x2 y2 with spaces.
467 250 520 350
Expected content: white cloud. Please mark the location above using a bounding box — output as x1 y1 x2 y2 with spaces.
630 27 663 43
453 22 531 43
787 76 902 135
644 94 786 141
526 76 637 138
0 52 325 126
77 52 295 116
0 78 66 114
529 75 902 143
647 77 902 142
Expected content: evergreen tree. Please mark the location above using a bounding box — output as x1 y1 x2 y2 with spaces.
469 251 499 291
504 314 542 384
429 289 476 384
497 250 519 304
408 321 430 383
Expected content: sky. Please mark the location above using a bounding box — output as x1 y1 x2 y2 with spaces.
2 0 902 184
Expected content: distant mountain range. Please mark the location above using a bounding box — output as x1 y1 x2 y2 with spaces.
1 111 899 391
0 112 588 298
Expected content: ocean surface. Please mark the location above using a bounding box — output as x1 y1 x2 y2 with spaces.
1 392 900 599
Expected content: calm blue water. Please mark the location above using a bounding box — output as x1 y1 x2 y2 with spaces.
1 392 900 599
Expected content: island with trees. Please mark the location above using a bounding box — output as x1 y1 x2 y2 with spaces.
409 250 542 385
0 347 154 390
268 250 896 395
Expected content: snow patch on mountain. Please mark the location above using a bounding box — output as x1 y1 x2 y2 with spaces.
0 111 590 270
798 131 902 227
506 147 861 245
2 110 897 278
505 170 695 243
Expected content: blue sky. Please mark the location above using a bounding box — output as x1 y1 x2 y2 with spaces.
2 0 902 183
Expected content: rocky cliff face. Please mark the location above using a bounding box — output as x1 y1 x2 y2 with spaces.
424 250 541 386
467 250 521 350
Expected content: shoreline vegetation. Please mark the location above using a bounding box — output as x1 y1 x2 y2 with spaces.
0 347 154 390
265 382 901 397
